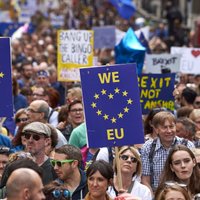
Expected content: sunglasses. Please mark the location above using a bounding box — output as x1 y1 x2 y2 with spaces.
16 118 28 123
52 189 71 198
120 155 137 163
50 159 74 167
24 133 43 141
165 181 187 189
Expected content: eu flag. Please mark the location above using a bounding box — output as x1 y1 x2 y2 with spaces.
0 38 14 117
108 0 136 20
0 22 35 37
115 27 146 75
80 64 144 148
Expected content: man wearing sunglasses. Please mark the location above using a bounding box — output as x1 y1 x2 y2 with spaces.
22 121 57 185
52 144 88 200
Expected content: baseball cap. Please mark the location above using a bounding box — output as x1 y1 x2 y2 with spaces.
22 122 51 136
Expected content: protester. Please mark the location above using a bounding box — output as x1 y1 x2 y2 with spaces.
52 144 88 200
27 99 67 147
14 108 28 135
0 157 43 199
141 111 195 193
143 107 167 141
0 146 10 181
22 121 57 185
108 146 152 200
85 160 113 200
43 181 71 200
57 99 84 141
189 109 200 139
6 168 45 200
155 182 192 200
156 145 200 198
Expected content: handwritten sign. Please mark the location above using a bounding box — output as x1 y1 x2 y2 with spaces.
80 64 144 148
0 38 13 117
145 54 180 73
138 73 175 114
171 47 200 74
57 30 94 81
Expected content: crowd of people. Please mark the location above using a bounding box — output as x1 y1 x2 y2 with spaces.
0 0 200 200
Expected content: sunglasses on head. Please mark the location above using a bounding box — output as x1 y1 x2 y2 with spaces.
164 181 187 190
50 159 74 167
120 155 137 163
24 133 43 141
52 189 71 199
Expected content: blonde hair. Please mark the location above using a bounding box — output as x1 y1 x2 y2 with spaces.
114 146 141 177
189 109 200 121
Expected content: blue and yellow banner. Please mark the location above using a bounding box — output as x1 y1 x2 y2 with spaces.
139 73 175 114
0 38 13 117
80 64 144 148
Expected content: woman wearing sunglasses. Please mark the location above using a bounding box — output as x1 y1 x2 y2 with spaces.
85 160 113 200
108 146 152 200
155 145 200 199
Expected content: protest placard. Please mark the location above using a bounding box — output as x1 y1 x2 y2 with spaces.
171 47 200 74
0 38 13 117
80 64 144 148
145 54 180 73
57 30 94 81
138 73 176 114
93 26 115 49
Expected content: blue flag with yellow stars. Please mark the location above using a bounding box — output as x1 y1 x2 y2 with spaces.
0 38 14 117
115 27 146 75
80 63 144 148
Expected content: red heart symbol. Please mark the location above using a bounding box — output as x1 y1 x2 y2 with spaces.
191 50 200 57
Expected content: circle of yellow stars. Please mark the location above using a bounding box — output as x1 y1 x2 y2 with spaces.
91 88 133 124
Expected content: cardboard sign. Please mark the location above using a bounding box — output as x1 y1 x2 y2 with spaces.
80 64 144 148
145 54 180 73
57 30 94 82
171 47 200 74
139 73 176 114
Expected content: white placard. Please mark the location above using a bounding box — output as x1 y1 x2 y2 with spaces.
171 47 200 74
145 53 181 73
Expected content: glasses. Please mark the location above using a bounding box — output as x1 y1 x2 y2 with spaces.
50 159 74 167
16 118 28 123
120 155 137 163
70 108 83 113
24 133 43 141
26 108 41 113
52 189 71 198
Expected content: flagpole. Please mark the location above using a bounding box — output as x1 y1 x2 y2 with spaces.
115 146 123 190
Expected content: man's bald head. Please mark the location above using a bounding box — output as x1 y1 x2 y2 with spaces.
6 168 44 199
